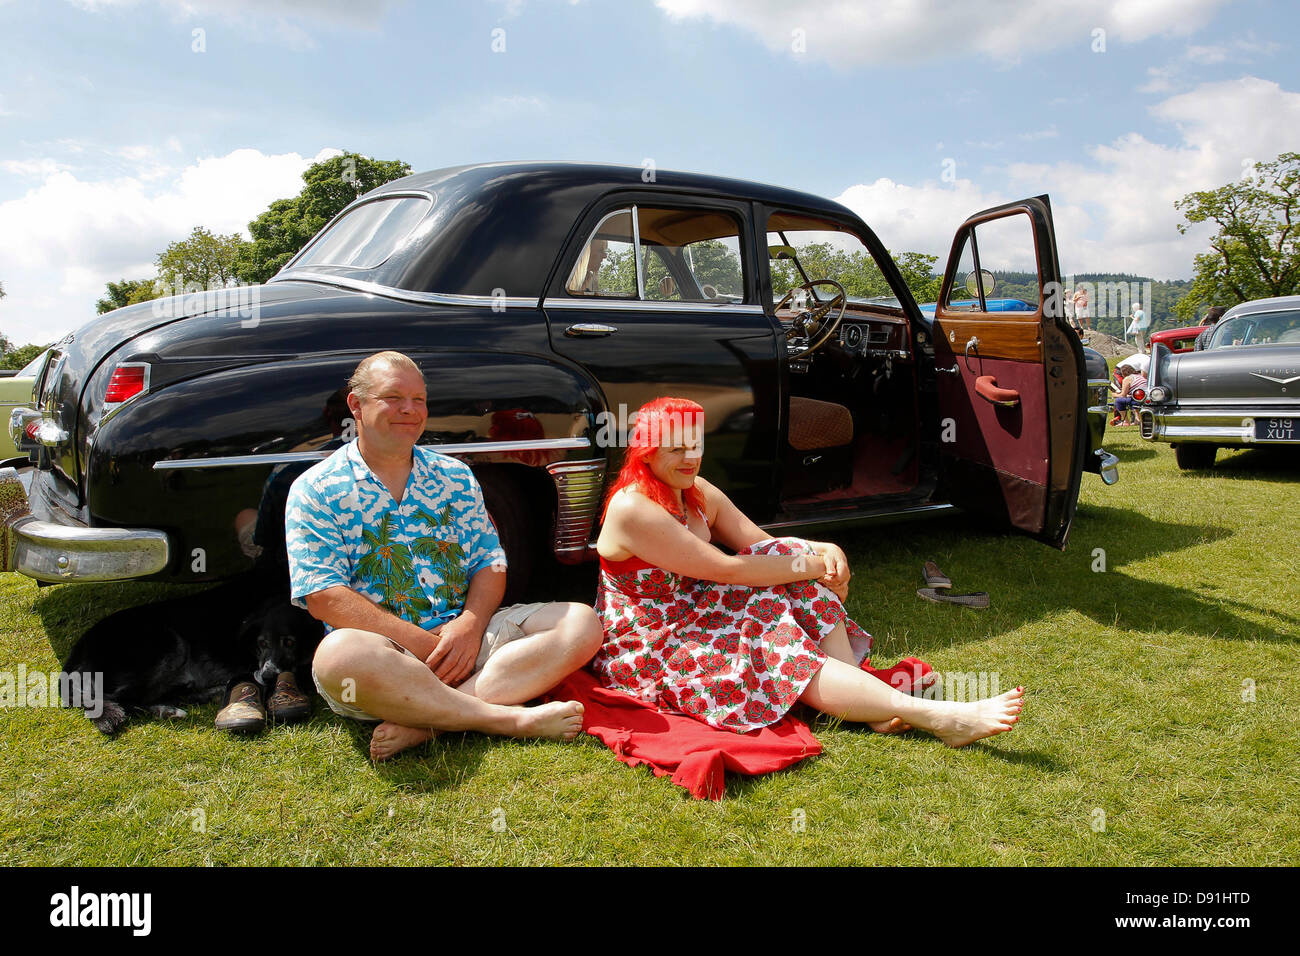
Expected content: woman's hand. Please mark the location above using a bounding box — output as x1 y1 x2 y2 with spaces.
811 541 851 593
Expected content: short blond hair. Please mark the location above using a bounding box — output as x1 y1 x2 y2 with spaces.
348 351 423 400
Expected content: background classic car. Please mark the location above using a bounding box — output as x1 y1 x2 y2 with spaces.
1149 323 1210 354
3 162 1106 601
0 351 49 465
1140 295 1300 468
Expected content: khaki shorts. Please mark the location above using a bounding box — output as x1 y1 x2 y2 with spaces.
312 602 547 723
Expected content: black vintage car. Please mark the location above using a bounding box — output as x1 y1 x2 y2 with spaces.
3 162 1114 600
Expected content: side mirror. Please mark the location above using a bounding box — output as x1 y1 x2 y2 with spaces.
965 269 997 298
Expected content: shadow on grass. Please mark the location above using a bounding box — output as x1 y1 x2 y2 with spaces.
31 579 219 663
1197 445 1300 483
1110 443 1158 463
337 722 494 791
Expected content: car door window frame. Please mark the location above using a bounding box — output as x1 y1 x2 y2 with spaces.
548 193 760 311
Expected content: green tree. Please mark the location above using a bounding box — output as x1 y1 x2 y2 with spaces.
1174 152 1300 320
96 277 163 314
237 152 412 283
155 226 247 291
2 343 48 370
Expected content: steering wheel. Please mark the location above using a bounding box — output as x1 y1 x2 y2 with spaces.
773 279 848 360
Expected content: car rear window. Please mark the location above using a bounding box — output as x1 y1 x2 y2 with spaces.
293 196 432 271
1211 310 1300 348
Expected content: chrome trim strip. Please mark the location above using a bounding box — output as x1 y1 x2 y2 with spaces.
542 297 764 314
761 502 956 531
631 204 645 300
269 271 538 309
153 437 593 470
545 458 607 563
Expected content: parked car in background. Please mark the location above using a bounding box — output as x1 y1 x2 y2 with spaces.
918 297 1036 315
1149 324 1209 354
3 161 1107 600
1140 296 1300 469
0 351 49 465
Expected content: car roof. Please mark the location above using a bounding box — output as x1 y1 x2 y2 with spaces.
280 162 864 300
1221 295 1300 318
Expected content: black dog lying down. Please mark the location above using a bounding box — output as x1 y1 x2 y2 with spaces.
60 579 323 735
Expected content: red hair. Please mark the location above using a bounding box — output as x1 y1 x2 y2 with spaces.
601 397 706 521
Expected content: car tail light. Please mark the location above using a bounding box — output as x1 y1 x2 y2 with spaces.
1132 387 1146 402
1147 385 1168 403
104 363 149 405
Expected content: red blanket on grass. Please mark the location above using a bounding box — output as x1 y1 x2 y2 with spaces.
546 658 931 801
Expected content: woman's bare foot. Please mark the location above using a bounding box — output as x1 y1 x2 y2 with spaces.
868 717 912 734
512 700 585 741
370 721 436 762
924 686 1024 748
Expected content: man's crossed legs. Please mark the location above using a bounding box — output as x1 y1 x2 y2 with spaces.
311 602 603 761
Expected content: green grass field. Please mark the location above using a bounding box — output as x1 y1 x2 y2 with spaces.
2 428 1297 866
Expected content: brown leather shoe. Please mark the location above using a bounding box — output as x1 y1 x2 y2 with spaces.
265 671 311 724
215 680 266 734
922 561 952 589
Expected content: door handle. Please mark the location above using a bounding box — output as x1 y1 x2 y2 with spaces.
975 374 1020 406
564 323 619 338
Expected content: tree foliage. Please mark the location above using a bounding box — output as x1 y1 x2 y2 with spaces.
237 152 412 283
96 277 163 314
1174 152 1300 320
156 226 246 290
769 244 939 303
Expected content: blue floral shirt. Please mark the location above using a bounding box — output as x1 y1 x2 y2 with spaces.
285 441 505 632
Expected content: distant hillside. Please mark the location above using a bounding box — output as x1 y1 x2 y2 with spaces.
986 271 1196 336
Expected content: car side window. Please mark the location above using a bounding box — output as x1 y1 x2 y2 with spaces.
945 213 1040 314
565 209 637 297
566 205 747 303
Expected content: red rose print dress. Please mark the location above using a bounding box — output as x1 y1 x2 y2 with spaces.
592 531 873 733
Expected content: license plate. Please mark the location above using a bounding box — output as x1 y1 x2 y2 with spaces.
1254 418 1297 441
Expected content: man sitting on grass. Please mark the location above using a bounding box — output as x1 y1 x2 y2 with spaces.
285 351 602 761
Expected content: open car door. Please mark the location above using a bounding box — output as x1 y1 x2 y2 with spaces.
932 196 1087 548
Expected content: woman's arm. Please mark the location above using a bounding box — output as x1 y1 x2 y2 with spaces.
700 478 850 592
599 488 826 587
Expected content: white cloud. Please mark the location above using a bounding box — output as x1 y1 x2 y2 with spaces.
834 76 1300 280
0 159 73 178
654 0 1229 67
0 146 337 345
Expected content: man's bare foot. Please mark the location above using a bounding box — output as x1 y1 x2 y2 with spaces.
512 700 585 741
370 721 436 762
925 686 1024 748
868 717 912 734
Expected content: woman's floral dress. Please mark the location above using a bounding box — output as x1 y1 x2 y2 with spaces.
591 530 873 733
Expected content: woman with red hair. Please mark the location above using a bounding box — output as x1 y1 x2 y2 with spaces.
592 397 1025 746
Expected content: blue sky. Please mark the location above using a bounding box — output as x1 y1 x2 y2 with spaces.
2 0 1298 345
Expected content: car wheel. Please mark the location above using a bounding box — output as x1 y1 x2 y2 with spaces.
475 468 540 605
1174 443 1217 470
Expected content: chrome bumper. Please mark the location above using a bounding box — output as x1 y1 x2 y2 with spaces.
0 467 170 582
1139 407 1300 444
